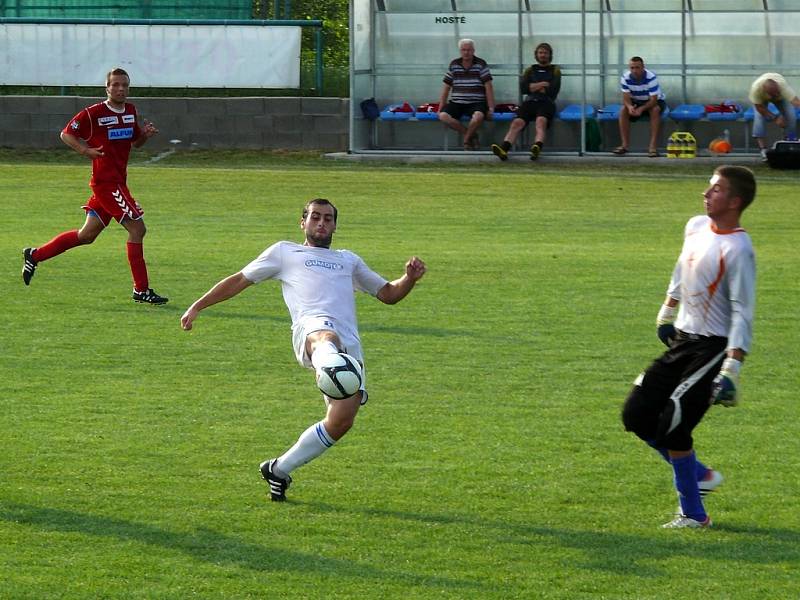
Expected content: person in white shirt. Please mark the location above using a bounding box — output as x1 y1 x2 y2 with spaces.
181 199 426 501
622 166 756 529
748 73 800 160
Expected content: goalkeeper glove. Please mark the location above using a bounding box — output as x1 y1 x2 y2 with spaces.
656 303 677 347
712 357 741 407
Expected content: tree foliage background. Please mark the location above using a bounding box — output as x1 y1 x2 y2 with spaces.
294 0 349 69
253 0 349 94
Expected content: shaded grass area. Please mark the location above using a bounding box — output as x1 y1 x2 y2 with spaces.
2 147 798 180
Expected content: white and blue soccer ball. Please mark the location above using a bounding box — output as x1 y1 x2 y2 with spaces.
316 353 363 399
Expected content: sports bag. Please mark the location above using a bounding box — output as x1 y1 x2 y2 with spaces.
360 97 380 120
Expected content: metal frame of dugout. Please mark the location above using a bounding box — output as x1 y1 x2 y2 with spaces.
349 0 800 156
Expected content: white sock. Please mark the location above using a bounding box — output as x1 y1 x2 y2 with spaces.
311 341 339 370
275 421 336 475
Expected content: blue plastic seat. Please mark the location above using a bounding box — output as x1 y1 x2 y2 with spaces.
597 103 622 122
707 110 742 122
558 104 596 121
670 104 706 121
595 103 670 122
414 111 439 121
492 112 516 122
707 102 743 122
380 104 414 120
706 110 744 121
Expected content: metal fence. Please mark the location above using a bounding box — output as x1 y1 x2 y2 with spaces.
0 0 252 19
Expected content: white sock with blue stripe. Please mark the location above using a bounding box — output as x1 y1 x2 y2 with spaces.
274 421 336 476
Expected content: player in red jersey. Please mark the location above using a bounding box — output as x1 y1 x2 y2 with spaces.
22 67 168 304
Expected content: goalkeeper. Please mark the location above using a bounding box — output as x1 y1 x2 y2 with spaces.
621 165 757 529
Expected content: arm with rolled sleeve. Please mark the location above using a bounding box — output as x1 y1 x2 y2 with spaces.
656 260 682 346
712 243 755 407
725 245 756 356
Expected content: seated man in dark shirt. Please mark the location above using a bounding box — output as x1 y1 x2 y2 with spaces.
492 42 561 161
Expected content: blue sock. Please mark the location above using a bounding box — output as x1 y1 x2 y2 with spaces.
695 459 710 481
647 440 670 463
672 452 707 521
647 440 709 481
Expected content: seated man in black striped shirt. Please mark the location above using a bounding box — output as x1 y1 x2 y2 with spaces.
437 39 495 151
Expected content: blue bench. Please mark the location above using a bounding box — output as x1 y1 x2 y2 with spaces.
597 103 671 121
558 104 596 121
670 104 706 122
412 110 517 122
707 107 744 122
669 103 800 151
413 110 438 121
377 104 520 150
381 105 517 121
597 103 622 122
668 103 797 124
380 103 415 121
381 103 598 124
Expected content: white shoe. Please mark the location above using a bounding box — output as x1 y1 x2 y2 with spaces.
663 515 712 529
698 469 724 496
673 469 724 515
760 148 768 162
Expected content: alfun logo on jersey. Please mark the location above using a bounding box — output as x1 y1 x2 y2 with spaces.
108 127 134 140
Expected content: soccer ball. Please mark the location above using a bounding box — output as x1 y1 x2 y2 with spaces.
315 353 363 399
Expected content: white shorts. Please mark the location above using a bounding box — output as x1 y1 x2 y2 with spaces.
291 316 368 401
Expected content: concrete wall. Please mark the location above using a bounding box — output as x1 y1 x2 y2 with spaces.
0 96 350 151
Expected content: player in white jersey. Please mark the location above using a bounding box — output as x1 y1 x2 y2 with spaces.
622 166 756 529
180 199 426 501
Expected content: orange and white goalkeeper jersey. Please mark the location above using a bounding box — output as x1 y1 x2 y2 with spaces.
667 215 755 352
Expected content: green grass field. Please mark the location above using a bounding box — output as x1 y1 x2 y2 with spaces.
2 152 799 599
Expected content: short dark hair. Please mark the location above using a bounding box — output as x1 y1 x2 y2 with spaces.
629 56 644 65
303 198 338 222
715 165 756 211
106 67 130 86
535 42 553 62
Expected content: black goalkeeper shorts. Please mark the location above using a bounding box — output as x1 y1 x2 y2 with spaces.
622 332 727 451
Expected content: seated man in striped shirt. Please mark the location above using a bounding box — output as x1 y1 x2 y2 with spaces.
437 38 495 151
613 56 667 157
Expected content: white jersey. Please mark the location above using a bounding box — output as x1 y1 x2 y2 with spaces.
240 241 388 351
667 215 755 352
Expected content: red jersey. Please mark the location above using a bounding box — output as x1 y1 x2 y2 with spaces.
63 101 142 186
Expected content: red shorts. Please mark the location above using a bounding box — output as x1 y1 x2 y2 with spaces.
82 183 144 226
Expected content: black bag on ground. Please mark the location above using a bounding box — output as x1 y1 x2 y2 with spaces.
766 141 800 169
